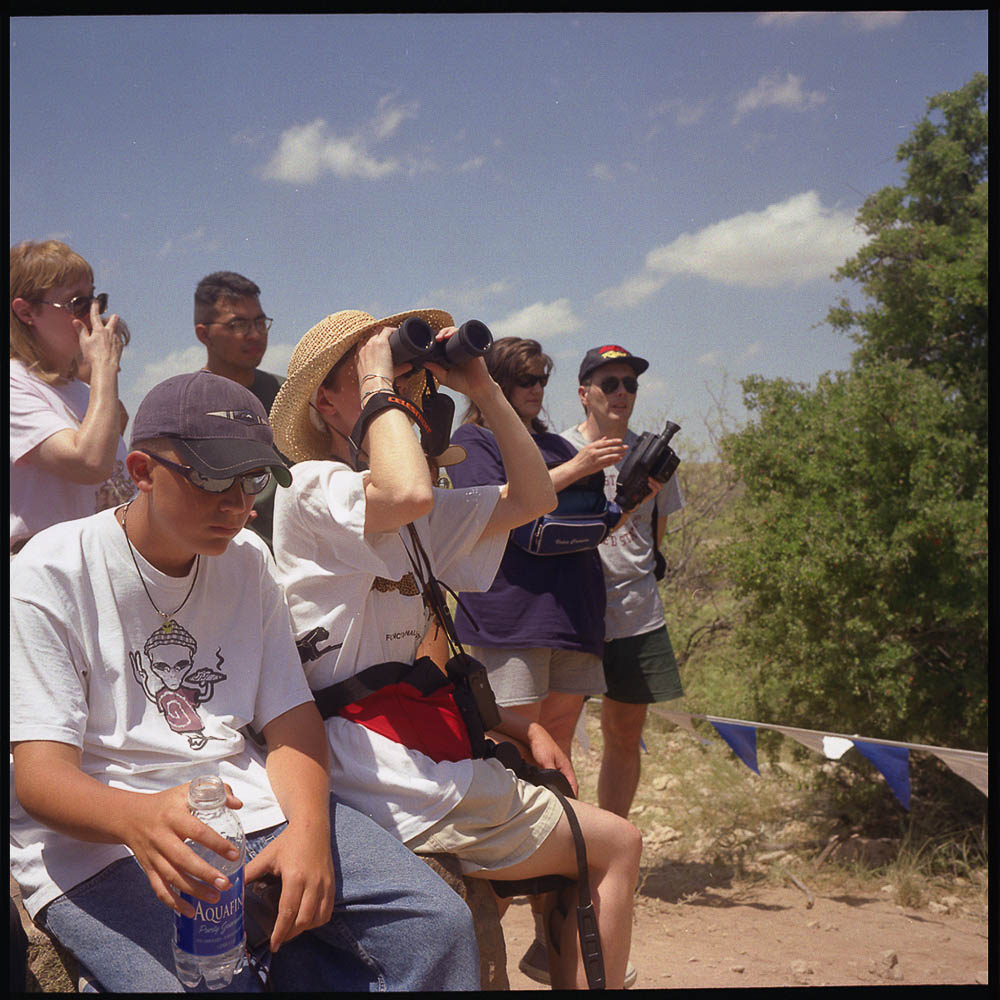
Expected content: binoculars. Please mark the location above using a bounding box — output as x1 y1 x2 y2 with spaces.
614 420 681 511
389 317 493 370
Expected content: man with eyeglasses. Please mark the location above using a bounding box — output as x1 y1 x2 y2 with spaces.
194 271 285 549
561 345 685 822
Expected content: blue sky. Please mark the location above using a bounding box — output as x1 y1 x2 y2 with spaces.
10 12 988 456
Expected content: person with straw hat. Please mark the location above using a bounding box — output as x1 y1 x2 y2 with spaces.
269 309 642 990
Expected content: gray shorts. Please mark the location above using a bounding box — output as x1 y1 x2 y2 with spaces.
467 644 607 706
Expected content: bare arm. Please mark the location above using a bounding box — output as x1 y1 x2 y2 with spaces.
548 436 627 494
358 328 435 534
493 708 579 796
432 354 556 537
244 702 335 952
12 740 243 917
24 302 125 484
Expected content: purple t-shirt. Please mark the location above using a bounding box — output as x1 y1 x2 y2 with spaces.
447 423 606 656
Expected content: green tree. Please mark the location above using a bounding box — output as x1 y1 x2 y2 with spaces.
721 362 987 750
827 73 988 441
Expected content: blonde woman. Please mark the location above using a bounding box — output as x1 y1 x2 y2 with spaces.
10 240 133 552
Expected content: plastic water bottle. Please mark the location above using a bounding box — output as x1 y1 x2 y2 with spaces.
172 775 247 989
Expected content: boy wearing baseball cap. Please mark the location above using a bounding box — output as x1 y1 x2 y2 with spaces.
10 371 479 992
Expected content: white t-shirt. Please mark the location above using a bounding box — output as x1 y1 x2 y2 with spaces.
561 424 684 640
9 509 315 919
9 359 135 548
272 460 506 843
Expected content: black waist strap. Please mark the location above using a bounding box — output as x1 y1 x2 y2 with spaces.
312 656 449 720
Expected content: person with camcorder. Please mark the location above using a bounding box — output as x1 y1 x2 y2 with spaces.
561 345 686 827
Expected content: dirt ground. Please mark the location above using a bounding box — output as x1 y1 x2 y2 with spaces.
497 706 989 990
500 877 988 989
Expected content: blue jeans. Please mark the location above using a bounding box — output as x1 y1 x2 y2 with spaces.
38 794 480 992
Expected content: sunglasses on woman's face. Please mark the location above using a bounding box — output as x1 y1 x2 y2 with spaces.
40 292 109 319
513 373 549 389
596 375 638 395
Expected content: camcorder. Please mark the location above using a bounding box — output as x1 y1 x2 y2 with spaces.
389 317 493 370
614 420 682 511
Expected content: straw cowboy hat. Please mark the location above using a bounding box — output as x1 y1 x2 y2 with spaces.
270 308 465 465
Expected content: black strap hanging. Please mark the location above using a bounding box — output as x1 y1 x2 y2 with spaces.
401 524 606 990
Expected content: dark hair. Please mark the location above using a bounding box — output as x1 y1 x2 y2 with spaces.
462 337 552 434
194 271 261 326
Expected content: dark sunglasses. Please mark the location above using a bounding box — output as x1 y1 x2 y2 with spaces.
596 375 638 395
140 450 271 496
513 373 549 389
40 292 109 319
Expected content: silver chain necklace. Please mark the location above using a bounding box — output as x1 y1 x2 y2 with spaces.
120 501 200 628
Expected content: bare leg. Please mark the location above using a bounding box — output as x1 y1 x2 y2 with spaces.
468 799 641 989
537 691 587 762
598 699 648 818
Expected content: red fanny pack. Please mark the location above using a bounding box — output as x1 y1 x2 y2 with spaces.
340 680 473 763
313 657 475 763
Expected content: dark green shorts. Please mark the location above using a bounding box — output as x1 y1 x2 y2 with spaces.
602 625 683 704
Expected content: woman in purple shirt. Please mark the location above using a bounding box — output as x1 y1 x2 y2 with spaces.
449 338 627 758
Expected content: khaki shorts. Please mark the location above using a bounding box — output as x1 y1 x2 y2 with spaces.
404 757 564 875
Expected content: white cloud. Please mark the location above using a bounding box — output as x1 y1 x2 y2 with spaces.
157 226 210 259
492 299 582 341
422 280 511 314
733 72 826 122
697 350 723 367
755 12 829 28
372 93 419 140
128 345 207 405
844 11 906 31
738 341 764 362
648 96 711 128
590 163 615 182
261 95 423 184
756 11 905 32
596 190 865 307
457 156 486 172
261 118 400 183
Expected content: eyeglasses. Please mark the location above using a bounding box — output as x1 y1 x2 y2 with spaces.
140 450 272 495
39 292 108 319
513 373 549 389
211 315 273 337
595 375 638 395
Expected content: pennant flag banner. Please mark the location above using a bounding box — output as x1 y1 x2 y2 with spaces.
851 742 910 810
647 707 988 810
709 721 760 774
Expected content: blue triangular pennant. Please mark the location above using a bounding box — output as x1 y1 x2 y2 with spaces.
852 741 910 810
709 721 759 774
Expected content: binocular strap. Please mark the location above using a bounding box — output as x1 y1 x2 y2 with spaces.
348 391 431 470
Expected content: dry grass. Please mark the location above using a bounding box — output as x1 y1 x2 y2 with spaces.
569 697 988 919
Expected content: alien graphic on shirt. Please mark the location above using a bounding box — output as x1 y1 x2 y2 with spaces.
130 620 226 750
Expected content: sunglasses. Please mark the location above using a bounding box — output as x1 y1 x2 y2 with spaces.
40 292 109 319
513 373 549 389
595 375 638 395
140 450 272 496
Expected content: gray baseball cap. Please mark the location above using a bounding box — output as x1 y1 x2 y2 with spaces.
130 371 292 487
